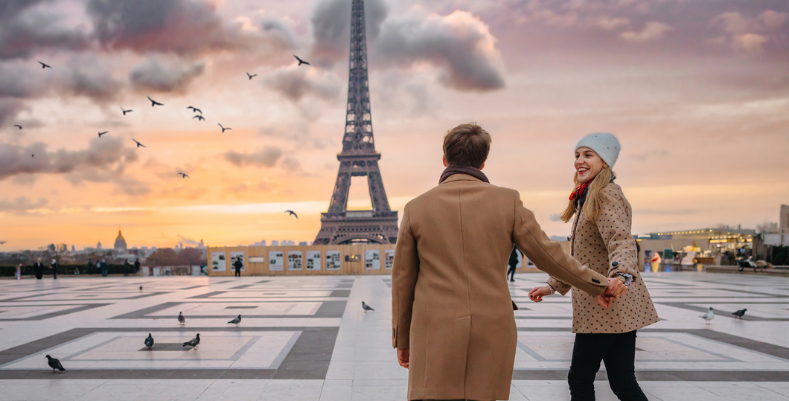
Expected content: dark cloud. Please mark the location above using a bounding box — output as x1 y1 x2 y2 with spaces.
0 197 48 215
223 146 283 168
0 136 139 182
310 0 389 66
374 11 505 92
87 0 290 56
0 98 25 127
264 66 341 102
129 56 205 93
0 1 90 60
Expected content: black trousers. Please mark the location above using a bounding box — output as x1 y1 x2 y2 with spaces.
568 330 647 401
507 264 517 281
52 267 58 279
235 269 241 277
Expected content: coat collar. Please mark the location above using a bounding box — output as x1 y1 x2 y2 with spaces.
440 173 485 184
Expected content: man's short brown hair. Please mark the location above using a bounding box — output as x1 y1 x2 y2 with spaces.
443 123 491 168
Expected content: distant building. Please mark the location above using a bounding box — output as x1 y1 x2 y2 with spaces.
97 242 102 249
271 240 279 246
298 241 309 246
114 230 128 251
764 205 789 246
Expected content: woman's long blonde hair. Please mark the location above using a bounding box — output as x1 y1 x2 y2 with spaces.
560 166 615 223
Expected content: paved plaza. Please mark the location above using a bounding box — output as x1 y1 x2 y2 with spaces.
0 272 788 400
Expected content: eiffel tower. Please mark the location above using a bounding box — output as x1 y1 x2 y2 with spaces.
314 0 398 245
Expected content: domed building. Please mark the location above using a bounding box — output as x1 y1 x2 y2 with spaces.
114 230 128 252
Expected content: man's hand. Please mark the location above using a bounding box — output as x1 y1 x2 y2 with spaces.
595 278 627 308
528 286 552 302
397 348 409 369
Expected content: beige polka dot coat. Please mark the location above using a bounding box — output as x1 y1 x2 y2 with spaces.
547 183 659 333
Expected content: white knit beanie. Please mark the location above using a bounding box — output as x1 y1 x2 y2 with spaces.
575 133 620 168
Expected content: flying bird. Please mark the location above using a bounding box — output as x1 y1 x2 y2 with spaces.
120 107 132 116
45 355 65 372
192 115 205 121
187 106 202 114
285 210 298 219
13 124 22 130
293 55 310 66
132 139 146 148
38 61 52 69
183 333 200 349
147 96 164 107
178 172 189 179
362 302 374 313
700 307 714 325
145 333 154 350
732 309 747 319
178 311 185 325
246 72 257 80
98 131 108 138
228 315 241 327
0 241 6 245
218 123 231 133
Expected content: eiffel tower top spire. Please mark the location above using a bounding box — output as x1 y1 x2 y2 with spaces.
342 0 375 155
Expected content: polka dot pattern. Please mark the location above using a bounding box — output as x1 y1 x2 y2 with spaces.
546 183 659 333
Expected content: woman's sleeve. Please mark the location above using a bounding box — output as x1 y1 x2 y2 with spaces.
596 187 639 279
546 276 572 296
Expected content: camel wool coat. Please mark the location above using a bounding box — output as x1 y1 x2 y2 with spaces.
391 174 610 401
547 183 659 333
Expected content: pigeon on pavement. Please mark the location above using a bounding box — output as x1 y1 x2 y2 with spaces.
145 333 154 349
183 333 200 349
178 312 185 325
45 355 65 372
228 315 241 326
362 301 374 313
139 285 143 291
732 309 747 319
701 307 714 325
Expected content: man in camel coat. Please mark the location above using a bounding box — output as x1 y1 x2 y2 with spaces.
391 123 627 401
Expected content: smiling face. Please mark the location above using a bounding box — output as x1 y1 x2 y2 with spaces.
575 146 606 184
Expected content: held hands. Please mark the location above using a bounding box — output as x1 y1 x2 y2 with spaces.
397 348 410 369
595 278 627 308
528 286 552 302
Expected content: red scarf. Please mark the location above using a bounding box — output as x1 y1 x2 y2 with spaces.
569 182 590 201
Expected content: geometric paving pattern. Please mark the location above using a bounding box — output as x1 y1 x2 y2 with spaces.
0 273 787 400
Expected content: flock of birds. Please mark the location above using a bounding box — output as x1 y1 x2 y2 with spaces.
44 300 374 373
700 307 748 325
16 57 310 219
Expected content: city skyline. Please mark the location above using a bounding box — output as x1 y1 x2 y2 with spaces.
1 0 788 251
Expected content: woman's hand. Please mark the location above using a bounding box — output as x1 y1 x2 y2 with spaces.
528 286 552 302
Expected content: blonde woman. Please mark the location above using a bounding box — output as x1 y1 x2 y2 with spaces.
528 133 659 401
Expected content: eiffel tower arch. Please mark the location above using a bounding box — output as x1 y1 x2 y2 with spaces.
314 0 398 245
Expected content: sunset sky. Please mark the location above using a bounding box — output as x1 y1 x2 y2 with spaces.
1 0 788 251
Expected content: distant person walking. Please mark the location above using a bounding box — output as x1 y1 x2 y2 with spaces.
134 258 141 274
33 259 44 279
123 260 130 277
233 257 243 277
507 246 521 282
15 264 22 280
650 252 661 271
50 259 59 280
528 133 659 401
101 259 108 277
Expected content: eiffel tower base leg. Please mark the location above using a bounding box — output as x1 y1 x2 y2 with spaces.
314 213 398 245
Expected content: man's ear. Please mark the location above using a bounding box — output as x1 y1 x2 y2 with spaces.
479 161 485 170
443 155 447 167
